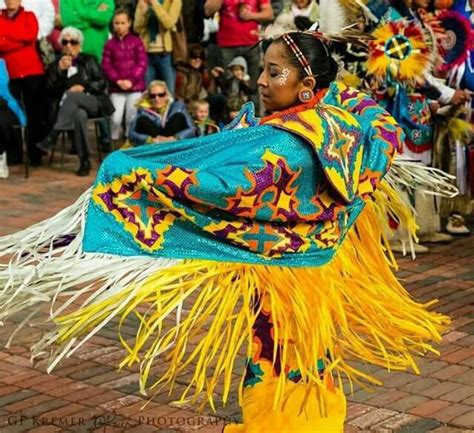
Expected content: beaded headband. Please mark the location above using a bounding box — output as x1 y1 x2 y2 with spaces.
281 33 313 77
280 31 331 78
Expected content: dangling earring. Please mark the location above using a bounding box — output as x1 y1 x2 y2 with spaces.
299 89 314 103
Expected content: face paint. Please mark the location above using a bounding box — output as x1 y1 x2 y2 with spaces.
278 67 290 86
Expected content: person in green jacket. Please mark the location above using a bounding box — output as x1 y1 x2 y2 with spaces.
60 0 115 62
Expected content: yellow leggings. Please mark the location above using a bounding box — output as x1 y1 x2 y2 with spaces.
224 378 346 433
224 296 346 433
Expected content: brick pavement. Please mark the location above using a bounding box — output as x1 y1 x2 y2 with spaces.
0 162 473 433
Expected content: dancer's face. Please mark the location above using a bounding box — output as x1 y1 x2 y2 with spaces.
257 41 313 113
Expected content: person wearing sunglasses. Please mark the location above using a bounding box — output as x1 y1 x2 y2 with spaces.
128 79 195 146
38 26 115 176
175 44 211 106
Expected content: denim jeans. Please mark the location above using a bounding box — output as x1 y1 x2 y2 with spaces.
145 53 176 96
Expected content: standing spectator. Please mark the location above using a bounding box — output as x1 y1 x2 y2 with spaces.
0 0 46 166
60 0 115 62
48 0 63 52
115 0 136 17
129 80 195 146
182 0 205 44
0 59 26 178
0 0 55 39
210 56 254 101
134 0 182 95
38 27 114 176
175 44 210 106
102 8 147 144
204 0 273 99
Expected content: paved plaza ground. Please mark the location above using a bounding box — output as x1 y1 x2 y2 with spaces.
0 160 473 433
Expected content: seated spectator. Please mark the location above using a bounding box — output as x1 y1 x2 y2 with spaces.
102 8 147 145
0 59 26 179
210 56 254 102
191 100 219 137
129 80 195 146
175 44 211 107
38 27 114 176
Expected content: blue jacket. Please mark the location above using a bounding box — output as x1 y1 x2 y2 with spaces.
0 59 26 126
129 99 195 146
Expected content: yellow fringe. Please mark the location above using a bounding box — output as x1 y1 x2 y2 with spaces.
54 181 448 411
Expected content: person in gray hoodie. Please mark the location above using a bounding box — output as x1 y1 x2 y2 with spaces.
210 56 255 102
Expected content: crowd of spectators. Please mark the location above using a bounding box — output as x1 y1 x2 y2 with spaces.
0 0 472 189
0 0 291 177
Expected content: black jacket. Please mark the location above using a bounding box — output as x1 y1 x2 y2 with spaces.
47 53 114 119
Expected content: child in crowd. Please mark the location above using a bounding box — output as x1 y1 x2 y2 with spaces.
102 8 147 146
191 100 219 137
227 95 246 121
210 56 254 101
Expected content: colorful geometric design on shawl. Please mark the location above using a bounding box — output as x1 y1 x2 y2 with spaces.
156 166 200 201
84 82 400 266
368 19 432 86
92 168 186 251
263 102 364 203
328 84 401 194
203 150 342 256
223 149 302 221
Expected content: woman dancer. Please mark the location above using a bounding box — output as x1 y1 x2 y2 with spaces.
0 31 450 432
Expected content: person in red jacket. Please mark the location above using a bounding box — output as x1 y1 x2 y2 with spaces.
0 0 46 166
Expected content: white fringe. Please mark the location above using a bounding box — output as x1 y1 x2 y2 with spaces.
388 156 458 198
0 185 179 366
0 155 458 370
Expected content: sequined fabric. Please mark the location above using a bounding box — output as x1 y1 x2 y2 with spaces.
84 82 402 267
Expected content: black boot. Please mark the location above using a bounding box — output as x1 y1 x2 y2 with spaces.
76 158 91 176
37 130 60 153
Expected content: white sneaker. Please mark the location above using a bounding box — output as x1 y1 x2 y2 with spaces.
0 152 8 179
446 214 471 236
419 232 454 243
